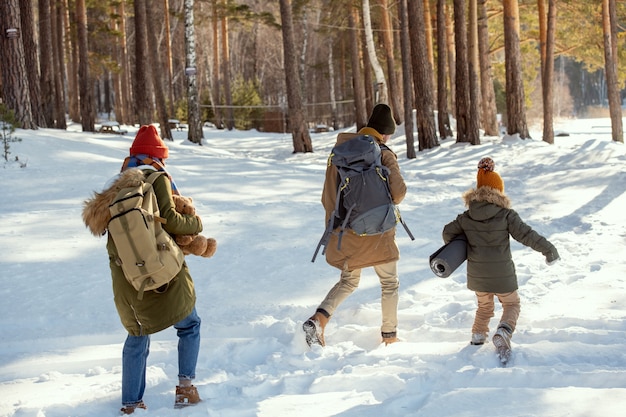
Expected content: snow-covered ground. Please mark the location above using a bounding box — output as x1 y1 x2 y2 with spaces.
0 117 625 417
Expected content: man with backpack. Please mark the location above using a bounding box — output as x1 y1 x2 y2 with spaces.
304 103 408 347
82 125 204 413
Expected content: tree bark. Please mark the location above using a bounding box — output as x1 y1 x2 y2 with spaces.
279 0 313 153
20 0 45 127
76 0 94 131
134 0 153 126
503 0 529 138
467 0 480 144
52 1 67 129
64 0 79 123
407 0 438 151
602 0 623 143
399 0 416 158
436 0 453 140
379 0 403 124
39 0 55 127
453 0 477 144
0 0 35 129
348 8 368 130
146 0 172 140
211 0 222 128
540 0 556 144
477 0 498 136
163 0 175 117
221 3 234 130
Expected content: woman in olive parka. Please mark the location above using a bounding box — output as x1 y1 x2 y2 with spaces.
83 125 205 414
442 157 559 355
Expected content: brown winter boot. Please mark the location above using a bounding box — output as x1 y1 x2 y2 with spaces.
303 309 330 347
174 385 201 408
120 401 147 415
382 331 398 346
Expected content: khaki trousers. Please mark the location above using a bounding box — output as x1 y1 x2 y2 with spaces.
319 261 399 334
472 290 521 335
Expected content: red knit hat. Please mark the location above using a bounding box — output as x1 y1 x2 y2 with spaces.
130 125 169 159
476 157 504 192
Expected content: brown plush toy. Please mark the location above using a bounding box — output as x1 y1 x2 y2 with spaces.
172 194 217 258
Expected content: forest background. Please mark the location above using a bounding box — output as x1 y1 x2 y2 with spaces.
0 0 625 153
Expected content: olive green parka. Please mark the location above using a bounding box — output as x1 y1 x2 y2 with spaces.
83 168 202 336
442 186 557 294
322 128 407 271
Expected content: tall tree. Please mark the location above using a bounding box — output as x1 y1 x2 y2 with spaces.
146 0 172 140
39 0 55 127
348 7 368 130
52 1 67 129
134 0 153 125
163 0 175 117
20 0 45 127
399 0 416 158
0 0 35 129
436 0 453 140
539 0 556 144
221 1 234 130
407 0 438 151
477 0 498 136
64 0 80 123
503 0 529 138
279 0 313 153
379 0 403 123
76 0 95 131
602 0 623 143
467 0 480 144
211 0 223 128
185 0 203 143
362 0 388 104
453 0 478 144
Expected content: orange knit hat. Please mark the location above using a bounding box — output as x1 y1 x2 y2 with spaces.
130 125 169 159
476 157 504 192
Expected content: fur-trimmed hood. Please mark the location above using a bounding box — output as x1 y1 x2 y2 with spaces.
82 169 146 236
462 186 511 222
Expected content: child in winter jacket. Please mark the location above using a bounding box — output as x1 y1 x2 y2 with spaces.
441 157 559 359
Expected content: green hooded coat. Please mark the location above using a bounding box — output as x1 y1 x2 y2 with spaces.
83 168 203 336
442 187 557 294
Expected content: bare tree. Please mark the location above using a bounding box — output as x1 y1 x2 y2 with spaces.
407 0 438 151
76 0 95 131
503 0 529 138
399 0 416 158
362 0 388 104
185 0 203 143
221 1 234 130
279 0 313 153
602 0 623 143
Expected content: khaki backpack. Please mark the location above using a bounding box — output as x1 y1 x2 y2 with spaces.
108 171 184 300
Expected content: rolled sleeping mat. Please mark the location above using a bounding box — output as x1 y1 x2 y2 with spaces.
429 235 467 278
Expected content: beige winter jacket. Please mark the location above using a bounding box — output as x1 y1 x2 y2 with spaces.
322 128 407 271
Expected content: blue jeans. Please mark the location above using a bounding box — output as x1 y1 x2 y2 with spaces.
122 308 201 406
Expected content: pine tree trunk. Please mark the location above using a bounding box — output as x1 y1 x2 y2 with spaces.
348 8 368 130
407 0 438 151
602 0 624 143
0 0 35 129
20 0 45 127
163 0 175 117
503 0 529 138
52 2 67 129
379 0 403 124
467 0 480 145
453 0 473 143
436 0 453 140
211 0 222 128
541 0 556 144
134 0 153 126
221 6 234 130
146 0 172 140
399 0 416 158
279 0 313 153
445 5 456 117
39 0 55 127
64 0 80 123
477 0 498 136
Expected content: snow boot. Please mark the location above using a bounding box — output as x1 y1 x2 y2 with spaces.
120 401 147 415
303 309 329 347
471 333 487 345
382 331 398 345
174 385 201 408
492 324 512 364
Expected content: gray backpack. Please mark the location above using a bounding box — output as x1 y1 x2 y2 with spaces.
312 135 413 261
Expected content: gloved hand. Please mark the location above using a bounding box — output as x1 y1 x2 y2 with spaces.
544 248 560 265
